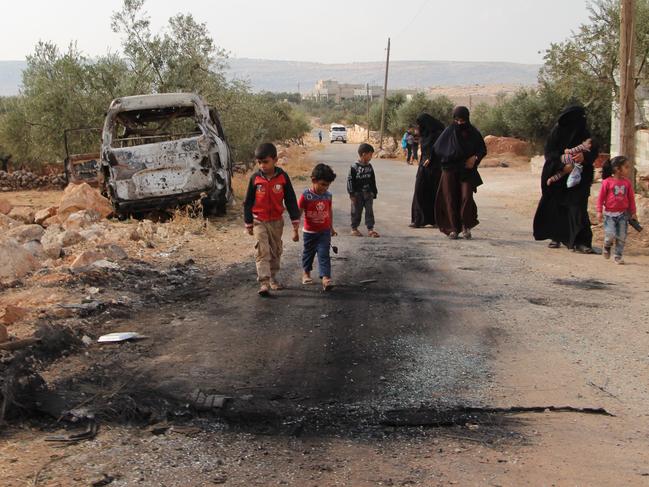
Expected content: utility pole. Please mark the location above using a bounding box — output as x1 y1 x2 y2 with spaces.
619 0 636 180
379 37 391 149
366 83 370 141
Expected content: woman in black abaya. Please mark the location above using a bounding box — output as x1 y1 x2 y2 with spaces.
433 106 487 239
410 113 446 228
533 105 597 252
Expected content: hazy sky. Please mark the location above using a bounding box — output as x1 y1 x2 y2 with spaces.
3 0 593 64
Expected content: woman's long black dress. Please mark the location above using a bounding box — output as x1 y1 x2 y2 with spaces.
410 114 445 227
533 105 598 249
433 120 487 235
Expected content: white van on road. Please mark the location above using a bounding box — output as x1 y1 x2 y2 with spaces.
329 124 347 144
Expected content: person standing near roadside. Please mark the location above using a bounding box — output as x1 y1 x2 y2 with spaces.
433 106 487 239
405 128 416 164
401 130 409 158
348 143 380 237
243 142 301 296
410 113 445 228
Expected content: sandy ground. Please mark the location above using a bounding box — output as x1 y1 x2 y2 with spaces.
1 146 649 486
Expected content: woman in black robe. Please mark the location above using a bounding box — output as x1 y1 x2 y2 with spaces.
533 105 597 252
410 113 446 228
433 106 487 239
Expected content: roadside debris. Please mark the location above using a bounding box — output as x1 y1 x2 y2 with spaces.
45 419 98 444
360 279 378 285
100 93 233 216
381 405 614 427
97 332 147 343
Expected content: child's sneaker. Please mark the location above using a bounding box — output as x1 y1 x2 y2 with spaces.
462 228 472 239
448 232 458 240
614 256 624 265
350 228 363 237
258 283 270 296
603 246 611 260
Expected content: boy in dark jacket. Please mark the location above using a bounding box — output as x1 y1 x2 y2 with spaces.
243 143 300 296
347 143 379 237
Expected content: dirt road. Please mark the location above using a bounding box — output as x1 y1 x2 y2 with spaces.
2 143 649 486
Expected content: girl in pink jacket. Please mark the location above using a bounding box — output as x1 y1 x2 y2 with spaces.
596 156 637 264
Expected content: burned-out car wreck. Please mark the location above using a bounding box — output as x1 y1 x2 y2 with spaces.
100 93 233 216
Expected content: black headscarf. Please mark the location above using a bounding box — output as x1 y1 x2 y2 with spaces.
433 107 487 170
452 106 471 122
416 113 445 164
545 105 590 160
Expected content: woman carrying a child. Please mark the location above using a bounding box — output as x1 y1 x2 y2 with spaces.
533 105 598 253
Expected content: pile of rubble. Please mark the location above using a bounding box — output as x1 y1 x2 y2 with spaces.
0 183 128 281
0 170 67 192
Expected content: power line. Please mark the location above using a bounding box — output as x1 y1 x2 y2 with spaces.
394 0 430 39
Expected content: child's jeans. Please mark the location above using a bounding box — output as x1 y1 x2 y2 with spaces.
603 213 628 258
350 191 375 230
302 230 331 278
253 219 284 283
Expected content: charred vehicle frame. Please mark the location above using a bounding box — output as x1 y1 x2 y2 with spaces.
100 93 233 216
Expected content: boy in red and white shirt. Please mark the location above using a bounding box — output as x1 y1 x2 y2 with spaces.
243 143 300 295
298 163 337 291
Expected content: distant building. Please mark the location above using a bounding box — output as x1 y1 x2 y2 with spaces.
309 79 419 103
312 80 383 102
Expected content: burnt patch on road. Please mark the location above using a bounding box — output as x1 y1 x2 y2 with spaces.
553 278 612 290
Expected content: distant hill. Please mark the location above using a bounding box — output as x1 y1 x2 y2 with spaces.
0 58 540 96
226 58 540 93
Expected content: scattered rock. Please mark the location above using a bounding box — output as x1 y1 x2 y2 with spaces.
58 182 113 221
0 214 19 229
22 240 46 259
43 225 85 251
8 206 35 224
64 209 102 230
34 206 58 225
61 230 85 247
0 170 66 191
0 198 12 215
79 224 109 242
0 240 39 279
1 305 29 325
97 243 128 261
70 251 106 270
41 214 61 228
4 224 45 244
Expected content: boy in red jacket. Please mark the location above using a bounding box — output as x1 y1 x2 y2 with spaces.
243 143 300 295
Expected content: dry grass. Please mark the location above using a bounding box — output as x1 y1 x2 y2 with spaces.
232 145 316 200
